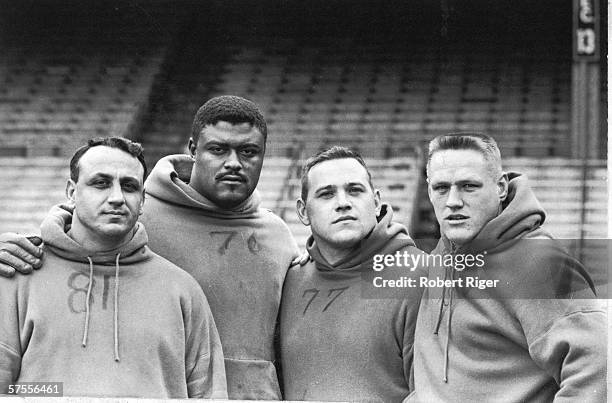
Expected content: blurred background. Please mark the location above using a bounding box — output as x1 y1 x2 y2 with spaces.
0 0 606 260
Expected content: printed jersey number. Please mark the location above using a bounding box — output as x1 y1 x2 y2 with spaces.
301 286 349 315
67 272 111 313
210 231 260 255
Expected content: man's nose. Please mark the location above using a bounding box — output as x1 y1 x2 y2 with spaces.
335 191 352 211
107 183 125 205
224 149 242 171
445 186 463 208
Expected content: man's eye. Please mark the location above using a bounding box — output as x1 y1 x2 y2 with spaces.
122 184 139 192
432 185 448 193
318 191 333 199
208 147 225 154
241 149 258 157
348 187 363 194
93 181 109 188
463 184 478 191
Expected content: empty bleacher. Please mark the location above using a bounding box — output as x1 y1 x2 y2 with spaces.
0 1 184 157
504 158 607 240
0 157 68 234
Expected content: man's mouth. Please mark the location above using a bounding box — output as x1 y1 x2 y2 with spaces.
333 216 357 224
445 214 468 222
217 173 246 183
103 211 126 216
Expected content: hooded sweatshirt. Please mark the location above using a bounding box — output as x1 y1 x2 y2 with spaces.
410 173 606 403
280 205 425 402
0 205 227 398
142 154 300 400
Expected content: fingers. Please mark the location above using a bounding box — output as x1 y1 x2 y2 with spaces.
290 251 311 267
27 235 43 247
0 232 44 274
0 248 34 274
0 262 16 278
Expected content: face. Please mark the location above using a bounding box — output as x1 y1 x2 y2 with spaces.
67 146 144 248
188 121 265 209
297 158 381 254
427 149 508 246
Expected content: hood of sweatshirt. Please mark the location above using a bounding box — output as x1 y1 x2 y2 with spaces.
307 204 415 273
41 204 152 266
145 154 261 218
431 173 547 383
440 172 547 255
40 204 153 362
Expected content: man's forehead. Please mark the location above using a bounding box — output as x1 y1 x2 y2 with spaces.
78 146 143 179
200 121 263 141
308 158 370 188
429 150 490 175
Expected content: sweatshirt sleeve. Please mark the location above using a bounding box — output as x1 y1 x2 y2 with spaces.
0 279 22 393
396 293 420 394
514 299 607 402
183 284 228 399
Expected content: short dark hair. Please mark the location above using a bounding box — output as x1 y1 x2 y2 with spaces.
300 146 373 201
70 137 147 182
190 95 267 145
426 132 503 179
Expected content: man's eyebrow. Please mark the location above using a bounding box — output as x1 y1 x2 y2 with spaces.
238 143 261 149
345 181 366 187
120 176 141 184
86 173 113 182
314 184 335 193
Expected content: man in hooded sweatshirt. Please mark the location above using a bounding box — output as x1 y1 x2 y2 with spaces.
0 137 227 398
407 133 606 402
280 146 425 402
0 96 300 400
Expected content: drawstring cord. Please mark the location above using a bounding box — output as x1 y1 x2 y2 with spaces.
80 254 121 363
82 257 94 347
434 267 449 335
114 253 121 362
443 269 454 383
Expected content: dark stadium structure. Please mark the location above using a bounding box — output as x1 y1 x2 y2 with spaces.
0 1 606 263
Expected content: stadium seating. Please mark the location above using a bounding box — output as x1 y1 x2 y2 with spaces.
0 1 183 157
0 157 68 233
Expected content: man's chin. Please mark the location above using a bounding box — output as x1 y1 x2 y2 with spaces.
328 231 364 249
444 230 474 247
214 192 251 209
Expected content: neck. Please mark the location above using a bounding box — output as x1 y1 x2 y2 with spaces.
314 236 359 266
69 219 130 253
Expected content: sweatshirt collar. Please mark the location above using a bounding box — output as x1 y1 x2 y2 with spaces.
144 154 261 218
40 204 152 266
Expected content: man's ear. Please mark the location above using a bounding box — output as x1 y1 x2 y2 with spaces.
188 138 196 159
65 179 77 206
373 188 382 216
296 198 310 226
498 173 509 202
139 189 146 216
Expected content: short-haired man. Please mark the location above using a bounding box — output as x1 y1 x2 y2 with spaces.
0 96 299 399
0 137 227 398
408 133 606 402
280 146 424 401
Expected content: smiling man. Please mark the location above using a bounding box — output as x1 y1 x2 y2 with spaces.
280 146 424 402
408 133 606 402
0 137 226 398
